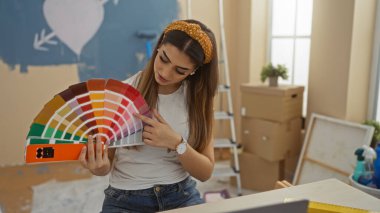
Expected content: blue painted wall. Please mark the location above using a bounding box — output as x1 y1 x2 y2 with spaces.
0 0 178 81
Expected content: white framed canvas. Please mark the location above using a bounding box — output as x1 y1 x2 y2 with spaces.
293 113 374 185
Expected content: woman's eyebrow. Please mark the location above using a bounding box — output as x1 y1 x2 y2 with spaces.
162 50 172 63
162 50 191 70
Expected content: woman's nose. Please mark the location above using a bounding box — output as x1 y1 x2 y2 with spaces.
160 66 173 78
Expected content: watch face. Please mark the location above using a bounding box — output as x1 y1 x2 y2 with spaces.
177 142 187 154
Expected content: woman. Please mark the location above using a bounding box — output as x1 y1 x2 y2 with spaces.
79 19 218 212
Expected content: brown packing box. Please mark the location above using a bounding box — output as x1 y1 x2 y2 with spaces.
284 154 300 182
231 152 284 192
241 117 301 161
283 129 305 182
240 84 304 122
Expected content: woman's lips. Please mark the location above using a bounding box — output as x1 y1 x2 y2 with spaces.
158 73 168 83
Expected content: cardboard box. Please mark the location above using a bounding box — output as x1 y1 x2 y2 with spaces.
283 129 305 182
240 84 304 122
284 154 300 183
241 117 301 161
231 152 284 191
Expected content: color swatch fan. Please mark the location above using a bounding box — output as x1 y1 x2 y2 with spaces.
25 79 151 163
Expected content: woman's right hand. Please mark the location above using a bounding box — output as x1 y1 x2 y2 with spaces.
79 135 111 176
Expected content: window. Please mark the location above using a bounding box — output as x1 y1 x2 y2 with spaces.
269 0 313 116
374 38 380 121
374 4 380 121
376 69 380 120
369 2 380 121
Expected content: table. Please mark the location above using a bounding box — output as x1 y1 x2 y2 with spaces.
164 179 380 212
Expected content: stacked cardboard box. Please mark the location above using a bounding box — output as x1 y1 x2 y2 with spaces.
233 84 304 191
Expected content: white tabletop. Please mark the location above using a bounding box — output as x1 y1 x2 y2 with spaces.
164 179 380 212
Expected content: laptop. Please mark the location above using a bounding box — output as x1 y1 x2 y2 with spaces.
229 200 309 213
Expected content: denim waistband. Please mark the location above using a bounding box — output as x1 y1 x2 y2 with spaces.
110 176 192 196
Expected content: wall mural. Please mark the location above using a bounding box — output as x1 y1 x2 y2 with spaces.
35 0 105 56
0 0 178 81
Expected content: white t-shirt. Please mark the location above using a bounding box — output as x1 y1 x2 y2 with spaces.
109 71 190 190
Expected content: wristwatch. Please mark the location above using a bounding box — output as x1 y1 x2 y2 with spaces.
176 136 188 155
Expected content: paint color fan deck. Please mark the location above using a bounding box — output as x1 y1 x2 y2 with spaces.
25 79 151 163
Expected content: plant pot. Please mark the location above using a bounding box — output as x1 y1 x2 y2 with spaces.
269 76 278 87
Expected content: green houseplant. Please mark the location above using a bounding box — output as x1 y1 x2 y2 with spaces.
260 63 289 87
363 120 380 148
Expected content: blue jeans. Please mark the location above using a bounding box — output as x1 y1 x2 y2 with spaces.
101 176 204 212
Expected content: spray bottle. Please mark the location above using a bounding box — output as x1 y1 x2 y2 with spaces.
358 145 376 185
353 147 365 182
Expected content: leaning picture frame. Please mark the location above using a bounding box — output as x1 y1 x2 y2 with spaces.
293 113 374 185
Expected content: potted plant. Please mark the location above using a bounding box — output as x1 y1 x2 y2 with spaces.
363 120 380 148
260 63 289 87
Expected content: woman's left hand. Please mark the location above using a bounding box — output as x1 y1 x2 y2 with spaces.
134 109 182 150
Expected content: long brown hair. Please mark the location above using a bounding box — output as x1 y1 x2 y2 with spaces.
136 19 218 152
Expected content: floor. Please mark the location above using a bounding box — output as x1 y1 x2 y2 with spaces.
0 162 92 213
0 162 256 213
